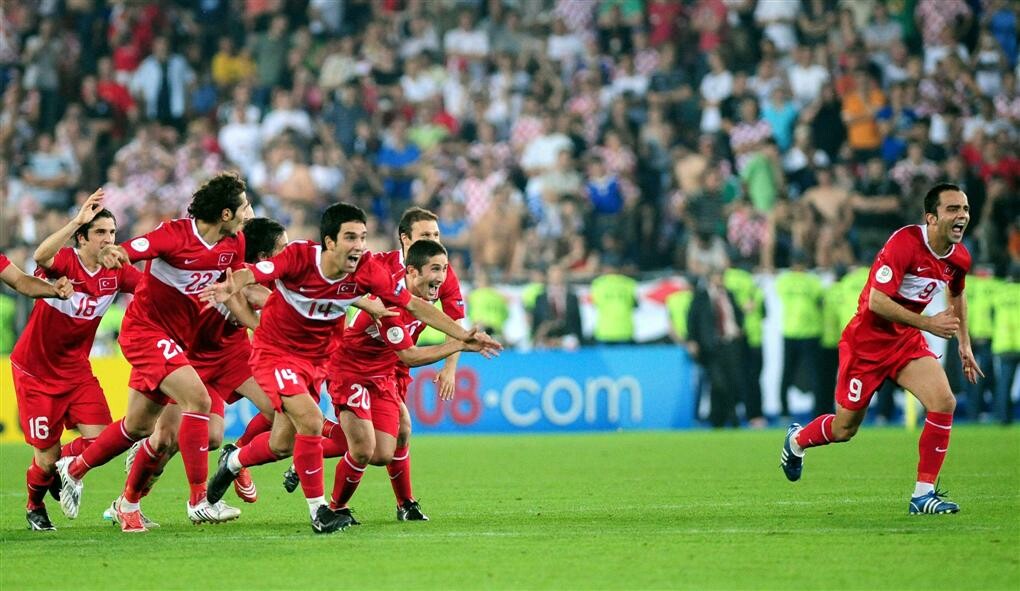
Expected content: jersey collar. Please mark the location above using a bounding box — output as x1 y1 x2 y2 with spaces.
919 224 955 260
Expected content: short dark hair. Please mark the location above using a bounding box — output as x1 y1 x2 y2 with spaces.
397 206 438 242
924 183 962 217
243 217 286 263
74 209 117 246
188 172 247 223
405 239 447 272
320 202 367 244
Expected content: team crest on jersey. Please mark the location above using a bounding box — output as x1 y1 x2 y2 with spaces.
217 252 235 267
876 265 893 284
98 277 118 292
337 283 357 294
386 326 404 344
130 237 150 252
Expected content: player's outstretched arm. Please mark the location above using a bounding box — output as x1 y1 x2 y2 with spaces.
868 287 959 339
405 296 502 356
242 284 272 308
351 296 401 323
0 265 73 299
199 267 255 308
947 290 985 384
35 188 105 268
395 339 475 369
224 291 260 330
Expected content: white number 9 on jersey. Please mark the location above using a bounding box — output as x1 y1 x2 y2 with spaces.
847 378 863 402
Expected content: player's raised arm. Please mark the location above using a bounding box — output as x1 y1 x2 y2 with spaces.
35 188 106 268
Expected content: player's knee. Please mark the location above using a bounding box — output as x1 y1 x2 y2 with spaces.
269 441 293 458
369 450 394 466
349 446 373 465
35 454 58 473
149 435 175 454
124 420 154 440
207 433 223 450
927 393 956 415
831 423 859 442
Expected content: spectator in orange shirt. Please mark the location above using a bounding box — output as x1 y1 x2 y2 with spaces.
841 69 886 163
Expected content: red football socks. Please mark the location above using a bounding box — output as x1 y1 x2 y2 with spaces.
320 422 349 458
179 412 210 505
387 446 414 505
293 433 324 499
124 440 162 504
69 419 137 480
237 432 278 467
330 451 366 509
26 460 53 510
236 413 272 447
60 436 96 458
795 414 836 449
917 412 953 484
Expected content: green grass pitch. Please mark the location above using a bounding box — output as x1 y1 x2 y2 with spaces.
1 428 1017 590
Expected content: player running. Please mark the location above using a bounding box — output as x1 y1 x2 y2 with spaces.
201 202 501 534
11 190 138 531
103 218 286 532
55 172 251 526
327 239 487 523
283 206 463 520
780 183 982 514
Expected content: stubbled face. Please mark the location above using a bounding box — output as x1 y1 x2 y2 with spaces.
929 190 970 244
407 254 449 301
79 217 117 257
329 221 368 273
222 192 253 236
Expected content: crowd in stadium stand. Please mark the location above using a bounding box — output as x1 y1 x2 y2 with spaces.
0 0 1018 354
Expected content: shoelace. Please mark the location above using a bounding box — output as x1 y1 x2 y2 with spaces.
932 479 951 500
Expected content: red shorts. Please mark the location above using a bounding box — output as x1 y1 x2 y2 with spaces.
119 327 191 394
193 342 252 414
836 334 937 411
395 373 412 402
250 347 324 413
12 365 111 449
328 374 401 437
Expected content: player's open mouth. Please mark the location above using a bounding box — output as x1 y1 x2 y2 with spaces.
347 253 361 265
427 282 440 299
951 222 965 237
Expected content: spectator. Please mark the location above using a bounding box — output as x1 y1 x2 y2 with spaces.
841 69 885 163
20 132 78 211
531 265 583 350
775 255 824 418
590 267 637 345
687 264 746 428
990 265 1020 424
467 270 509 337
130 36 195 130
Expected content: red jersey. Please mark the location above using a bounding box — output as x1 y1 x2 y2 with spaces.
328 305 427 379
187 302 249 364
373 249 466 322
120 218 246 347
843 225 971 360
11 247 141 383
0 253 10 273
248 241 412 360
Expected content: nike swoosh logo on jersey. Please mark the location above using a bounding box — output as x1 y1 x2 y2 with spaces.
935 447 948 453
185 258 200 264
70 279 85 285
304 467 323 475
916 267 929 272
298 287 312 293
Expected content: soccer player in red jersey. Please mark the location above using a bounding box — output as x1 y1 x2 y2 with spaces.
55 173 251 527
104 218 286 532
290 206 466 518
202 202 500 533
10 190 138 531
327 239 487 523
781 184 983 514
0 254 73 299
